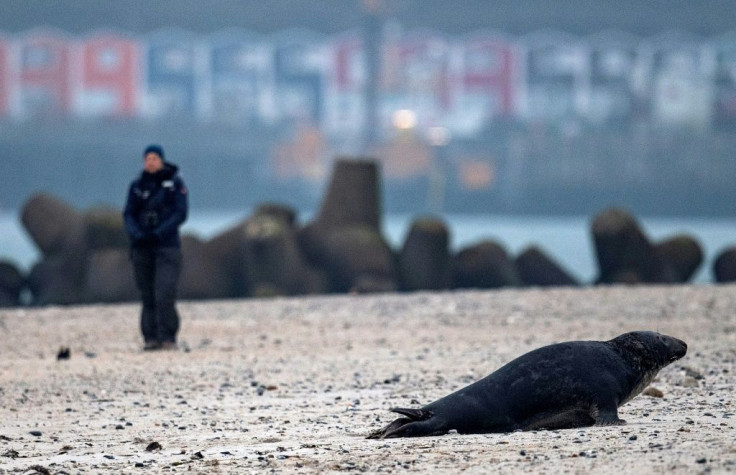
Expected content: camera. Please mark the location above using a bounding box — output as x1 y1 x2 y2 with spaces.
142 211 159 228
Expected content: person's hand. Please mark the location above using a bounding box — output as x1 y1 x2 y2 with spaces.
130 229 145 244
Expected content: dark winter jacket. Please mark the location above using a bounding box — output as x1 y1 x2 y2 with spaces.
123 163 188 248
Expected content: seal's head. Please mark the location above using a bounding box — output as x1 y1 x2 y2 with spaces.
608 331 687 404
611 331 687 371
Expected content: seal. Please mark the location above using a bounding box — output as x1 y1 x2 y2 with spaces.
368 331 687 439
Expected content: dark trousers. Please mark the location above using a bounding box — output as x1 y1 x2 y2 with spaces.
131 247 182 343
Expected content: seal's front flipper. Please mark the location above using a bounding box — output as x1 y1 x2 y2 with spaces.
593 405 626 426
520 406 596 431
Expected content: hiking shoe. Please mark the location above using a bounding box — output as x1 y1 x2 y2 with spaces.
143 341 162 351
161 341 178 351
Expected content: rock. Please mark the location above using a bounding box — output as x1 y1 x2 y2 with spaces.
203 218 250 297
179 236 233 300
83 248 137 303
27 255 86 305
21 194 90 304
56 347 71 360
253 202 297 227
454 240 520 289
83 205 128 250
298 158 396 293
655 234 703 282
643 387 664 398
145 441 162 452
317 226 396 293
201 204 327 298
351 274 398 294
242 214 327 297
398 217 452 291
0 289 18 307
679 377 700 388
682 366 704 380
21 193 86 258
315 158 381 230
514 246 578 287
0 260 25 307
713 247 736 283
591 208 674 284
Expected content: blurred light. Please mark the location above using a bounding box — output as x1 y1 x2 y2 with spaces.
392 109 417 130
426 126 451 146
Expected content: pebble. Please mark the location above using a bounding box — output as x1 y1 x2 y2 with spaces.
643 387 664 398
679 377 700 388
683 367 705 380
27 466 50 475
56 347 70 360
145 442 162 452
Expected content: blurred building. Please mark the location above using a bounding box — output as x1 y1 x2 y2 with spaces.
3 25 735 133
2 24 736 215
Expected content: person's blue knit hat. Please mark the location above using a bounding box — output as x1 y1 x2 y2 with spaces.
143 144 165 160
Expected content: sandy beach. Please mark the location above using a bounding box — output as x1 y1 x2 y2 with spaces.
1 284 734 473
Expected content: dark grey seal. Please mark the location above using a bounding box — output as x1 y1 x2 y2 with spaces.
368 331 687 439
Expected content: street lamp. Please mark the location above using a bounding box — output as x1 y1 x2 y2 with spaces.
426 126 451 214
392 109 417 131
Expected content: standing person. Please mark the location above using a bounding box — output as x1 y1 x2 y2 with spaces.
123 144 188 351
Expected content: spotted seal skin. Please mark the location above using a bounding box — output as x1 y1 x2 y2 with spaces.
368 331 687 439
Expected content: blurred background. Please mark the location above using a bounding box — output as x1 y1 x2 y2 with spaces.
1 0 735 281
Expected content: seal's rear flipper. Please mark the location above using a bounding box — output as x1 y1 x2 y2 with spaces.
366 417 412 439
390 407 432 420
367 408 439 439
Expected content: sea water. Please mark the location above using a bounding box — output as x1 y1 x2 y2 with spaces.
1 209 734 284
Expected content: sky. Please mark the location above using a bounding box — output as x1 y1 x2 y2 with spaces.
1 0 734 37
